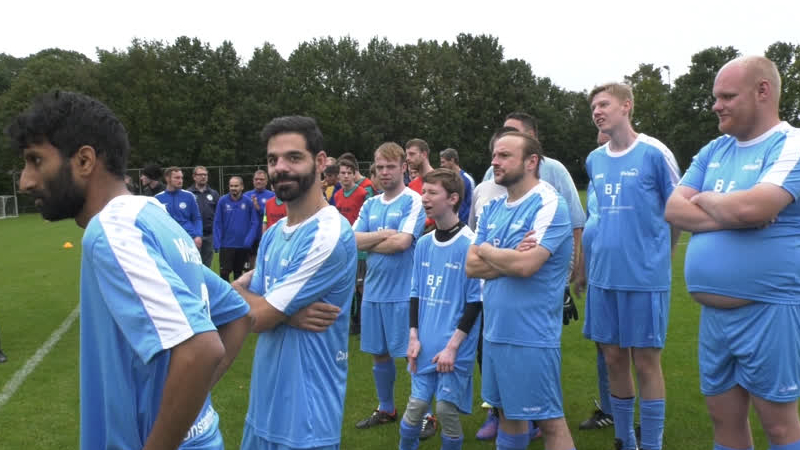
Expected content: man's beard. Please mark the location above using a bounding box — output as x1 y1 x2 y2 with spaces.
32 161 86 221
495 167 524 187
271 163 317 202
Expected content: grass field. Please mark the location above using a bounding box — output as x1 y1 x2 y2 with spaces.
0 212 784 450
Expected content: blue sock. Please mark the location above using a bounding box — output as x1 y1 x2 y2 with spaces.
399 420 422 450
496 429 530 450
610 395 636 449
770 439 800 450
440 434 463 450
640 398 665 450
373 360 396 413
714 443 753 450
597 349 612 414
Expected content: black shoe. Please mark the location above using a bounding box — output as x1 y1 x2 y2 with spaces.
580 408 614 430
0 350 6 363
613 438 639 450
419 414 437 440
355 409 397 429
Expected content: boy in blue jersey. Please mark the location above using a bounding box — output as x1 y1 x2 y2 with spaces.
156 166 203 248
231 115 357 450
182 266 251 450
398 169 482 450
439 148 475 224
214 176 259 282
10 91 225 450
353 142 427 429
466 131 576 450
665 56 800 450
584 82 681 450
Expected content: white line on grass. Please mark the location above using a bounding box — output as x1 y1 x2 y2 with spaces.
0 304 79 410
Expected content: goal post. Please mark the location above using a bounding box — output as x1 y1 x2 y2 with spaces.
0 195 18 219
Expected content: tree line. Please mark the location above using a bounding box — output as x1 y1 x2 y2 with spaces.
1 34 799 195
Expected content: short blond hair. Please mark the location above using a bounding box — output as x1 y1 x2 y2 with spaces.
375 142 405 163
589 82 635 119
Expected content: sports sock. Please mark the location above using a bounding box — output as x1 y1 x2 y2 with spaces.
610 395 637 449
496 429 530 450
373 359 396 413
640 398 665 450
440 434 463 450
770 439 800 450
399 420 422 450
597 348 612 414
713 443 753 450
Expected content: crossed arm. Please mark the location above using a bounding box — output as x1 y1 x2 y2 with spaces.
356 229 414 254
665 184 792 232
466 240 552 279
232 271 341 334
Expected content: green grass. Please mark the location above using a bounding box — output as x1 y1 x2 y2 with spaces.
0 212 785 449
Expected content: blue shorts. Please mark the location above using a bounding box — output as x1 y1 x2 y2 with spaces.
700 302 800 402
583 286 669 348
481 340 563 420
411 370 473 414
241 423 338 450
360 301 409 358
180 426 223 450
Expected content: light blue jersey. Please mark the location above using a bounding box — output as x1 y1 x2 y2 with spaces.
79 195 216 450
682 122 800 305
482 156 585 229
353 187 426 303
585 134 680 291
410 227 482 375
475 181 573 348
245 205 357 448
182 266 249 449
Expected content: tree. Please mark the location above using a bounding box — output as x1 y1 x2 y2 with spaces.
625 63 670 140
667 46 740 168
765 41 800 126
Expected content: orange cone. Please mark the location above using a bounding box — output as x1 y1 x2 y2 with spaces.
63 242 74 249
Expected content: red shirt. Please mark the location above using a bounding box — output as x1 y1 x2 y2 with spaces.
263 197 287 230
356 177 375 197
334 185 368 224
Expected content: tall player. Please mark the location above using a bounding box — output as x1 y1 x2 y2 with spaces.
10 91 224 450
354 142 427 429
583 82 680 450
233 115 357 450
467 131 575 450
399 169 482 450
665 56 800 450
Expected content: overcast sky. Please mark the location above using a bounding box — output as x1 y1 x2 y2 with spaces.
3 0 798 92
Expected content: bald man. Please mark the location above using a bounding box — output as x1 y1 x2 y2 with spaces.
666 56 800 450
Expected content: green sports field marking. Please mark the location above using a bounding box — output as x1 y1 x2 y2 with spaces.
0 305 80 410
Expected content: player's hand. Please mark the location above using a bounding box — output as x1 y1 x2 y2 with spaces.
432 347 456 373
563 287 579 326
407 338 421 373
233 270 254 291
756 216 778 229
288 302 341 332
252 195 261 211
516 230 538 252
194 236 203 249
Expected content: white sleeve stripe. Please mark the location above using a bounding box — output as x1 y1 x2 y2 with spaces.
399 193 423 235
643 135 681 185
98 200 194 350
532 188 559 241
266 210 341 312
761 130 800 188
